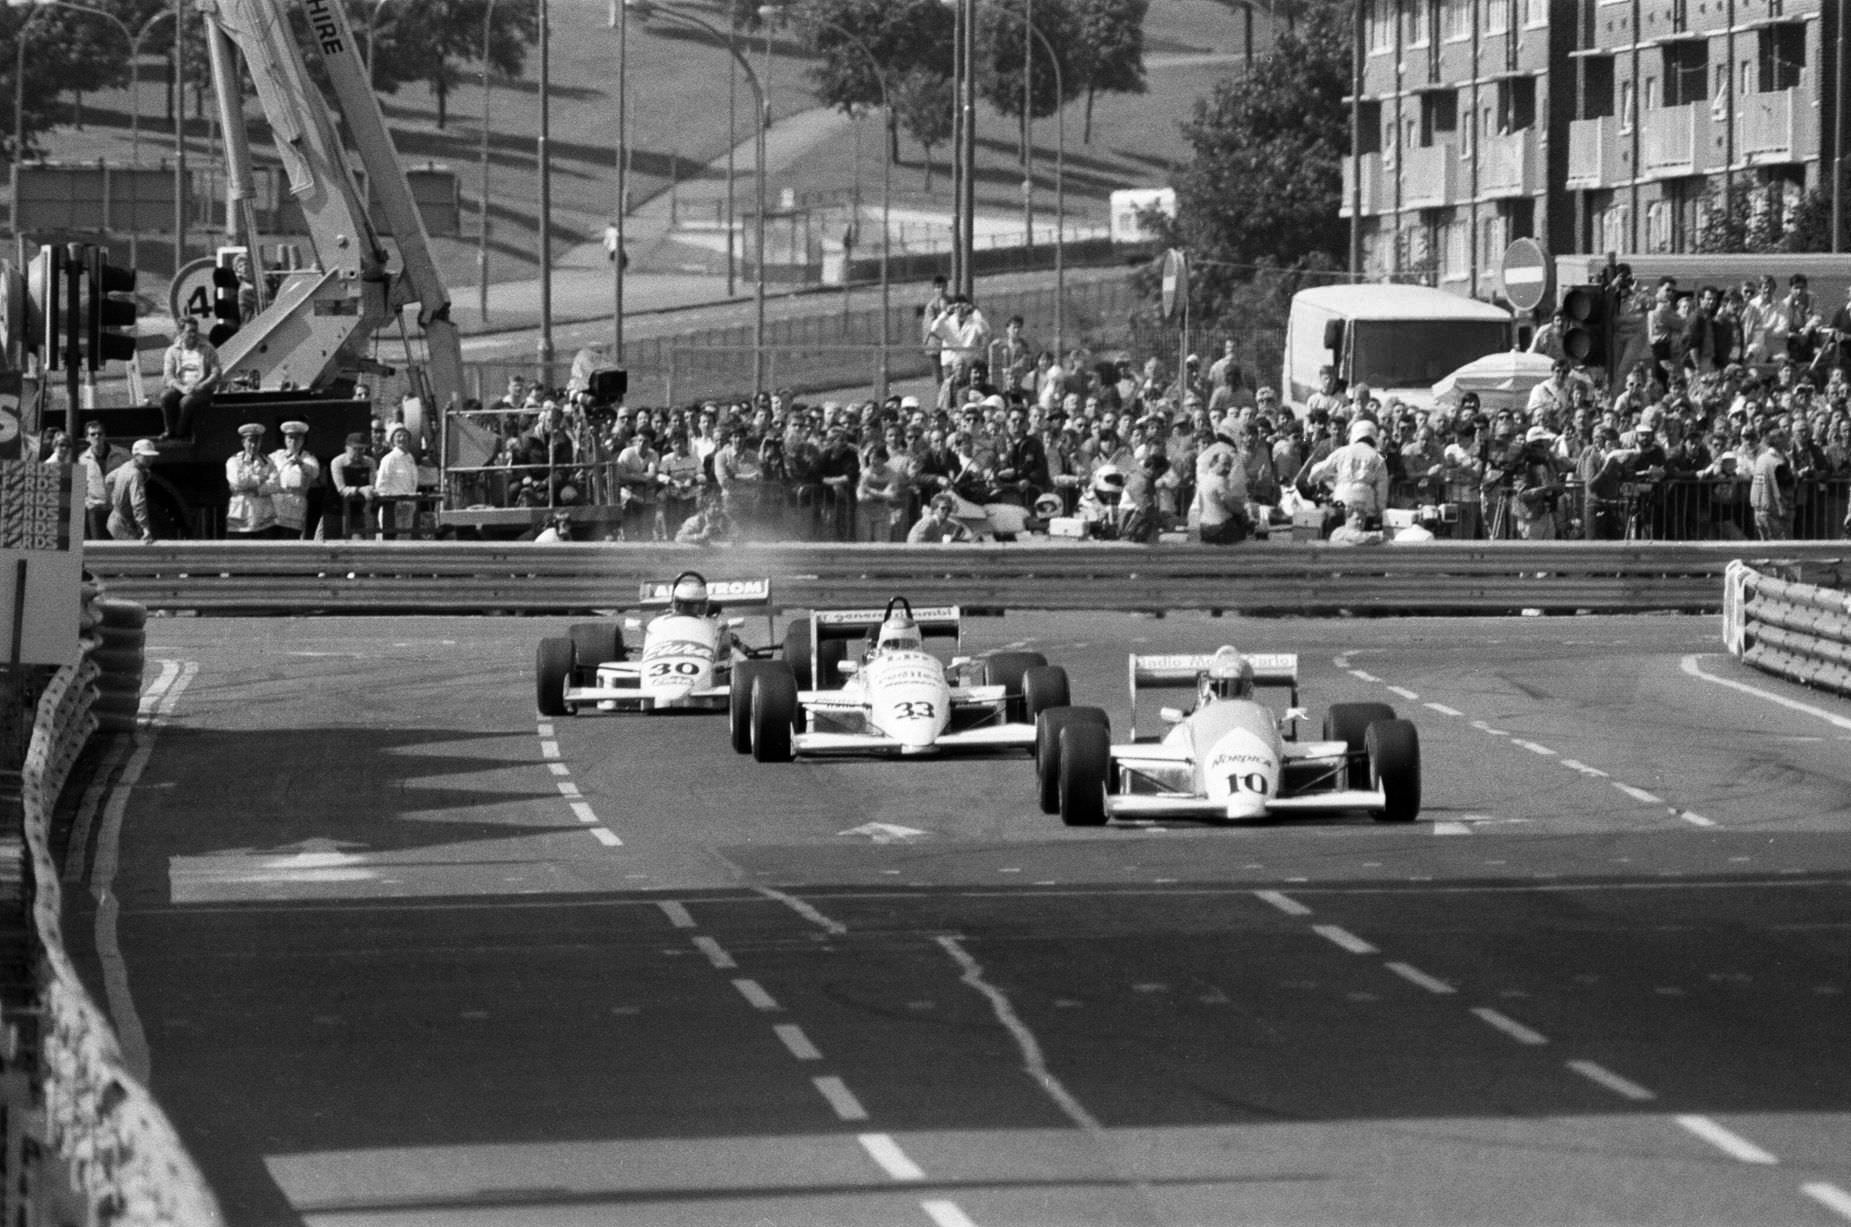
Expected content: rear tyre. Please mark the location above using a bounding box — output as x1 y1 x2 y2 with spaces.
729 661 766 754
535 637 574 717
1021 666 1071 726
750 664 798 763
1036 706 1107 814
782 618 815 688
1057 723 1111 827
1324 701 1398 787
568 622 625 667
1366 719 1422 822
983 651 1049 722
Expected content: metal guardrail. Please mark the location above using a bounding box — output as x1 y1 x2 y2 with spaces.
82 541 1851 616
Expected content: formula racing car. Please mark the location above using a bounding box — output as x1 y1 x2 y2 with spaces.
729 597 1072 760
1036 646 1421 826
534 572 779 715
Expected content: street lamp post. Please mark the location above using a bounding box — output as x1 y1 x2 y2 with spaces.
126 10 175 271
478 0 497 324
629 0 766 396
365 0 391 90
612 0 627 360
10 6 44 243
1001 6 1065 356
538 0 553 383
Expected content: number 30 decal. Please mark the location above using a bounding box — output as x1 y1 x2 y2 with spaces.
1227 772 1270 795
648 660 702 677
896 700 936 719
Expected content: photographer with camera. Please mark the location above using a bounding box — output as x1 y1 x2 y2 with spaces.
1510 425 1567 540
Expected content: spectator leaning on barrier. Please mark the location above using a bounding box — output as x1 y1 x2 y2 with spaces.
375 424 421 540
106 439 159 542
1750 428 1795 540
329 432 377 540
225 423 280 536
907 492 972 543
270 420 322 540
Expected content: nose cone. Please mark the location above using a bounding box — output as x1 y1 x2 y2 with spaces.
883 702 941 749
1203 725 1278 819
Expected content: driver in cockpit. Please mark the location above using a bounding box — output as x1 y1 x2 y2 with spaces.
870 610 923 657
1197 645 1255 707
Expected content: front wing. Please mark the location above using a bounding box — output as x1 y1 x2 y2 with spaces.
1102 788 1389 820
791 724 1035 756
561 679 729 712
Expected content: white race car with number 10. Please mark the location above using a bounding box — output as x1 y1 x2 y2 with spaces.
730 597 1073 760
1036 646 1422 826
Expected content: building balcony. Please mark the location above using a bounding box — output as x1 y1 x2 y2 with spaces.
1341 152 1385 217
1400 142 1459 210
1641 102 1712 178
1565 116 1624 190
1737 87 1816 166
1477 128 1538 200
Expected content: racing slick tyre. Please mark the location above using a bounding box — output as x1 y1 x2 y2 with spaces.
94 624 146 651
729 661 768 754
1021 666 1071 726
1036 706 1108 814
750 665 798 763
95 598 148 630
568 622 626 666
782 619 814 687
982 652 1048 721
1324 702 1398 788
1366 719 1422 822
86 646 146 679
535 637 575 717
1057 723 1111 827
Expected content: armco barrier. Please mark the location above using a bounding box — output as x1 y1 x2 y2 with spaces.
82 540 1851 616
21 662 224 1226
1723 560 1851 697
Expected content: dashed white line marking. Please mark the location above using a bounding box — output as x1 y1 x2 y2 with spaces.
535 723 555 738
1559 759 1611 778
774 1023 822 1061
1254 890 1312 916
1471 1007 1548 1045
589 828 622 847
691 936 735 969
1312 925 1378 955
658 901 696 929
1566 1059 1656 1101
1424 702 1462 717
753 885 850 936
922 1201 981 1227
1802 1182 1851 1220
1613 783 1663 804
1431 822 1473 836
540 740 561 759
1677 811 1718 828
733 979 780 1011
859 1133 926 1182
1470 720 1509 736
1385 962 1455 994
813 1075 869 1121
1510 739 1557 756
569 801 599 824
1386 685 1420 701
1675 1115 1779 1164
1350 670 1381 683
547 762 569 776
556 781 581 798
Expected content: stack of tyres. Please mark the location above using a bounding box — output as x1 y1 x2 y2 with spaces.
89 599 148 735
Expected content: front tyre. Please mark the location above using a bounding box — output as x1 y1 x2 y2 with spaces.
750 664 798 763
1366 719 1422 822
983 651 1049 722
729 661 767 754
1021 665 1071 726
535 637 574 717
1057 723 1111 827
1036 706 1108 814
1324 701 1398 787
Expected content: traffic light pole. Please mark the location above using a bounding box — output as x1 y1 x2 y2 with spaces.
63 244 82 440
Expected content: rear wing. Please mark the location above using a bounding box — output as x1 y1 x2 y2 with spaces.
812 605 962 653
638 578 774 609
1128 651 1299 739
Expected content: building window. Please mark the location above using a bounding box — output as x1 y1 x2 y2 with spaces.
1661 41 1708 108
1497 75 1536 132
1368 0 1395 53
1484 0 1507 36
1407 0 1428 47
1443 0 1471 41
1581 55 1615 121
1421 91 1459 145
1619 79 1635 133
1523 0 1546 27
1757 23 1805 92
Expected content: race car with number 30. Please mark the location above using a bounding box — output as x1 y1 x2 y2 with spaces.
1035 646 1421 826
729 597 1073 760
534 572 780 715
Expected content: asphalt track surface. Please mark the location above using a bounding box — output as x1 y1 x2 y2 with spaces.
58 611 1851 1227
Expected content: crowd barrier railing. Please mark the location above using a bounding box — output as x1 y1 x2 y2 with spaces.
1722 559 1851 697
81 539 1851 616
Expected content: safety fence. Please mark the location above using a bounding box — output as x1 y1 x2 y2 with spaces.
80 540 1851 616
14 658 224 1226
1384 475 1851 542
1723 559 1851 698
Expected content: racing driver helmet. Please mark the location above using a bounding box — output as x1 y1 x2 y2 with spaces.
669 572 710 617
875 612 923 653
1202 645 1255 702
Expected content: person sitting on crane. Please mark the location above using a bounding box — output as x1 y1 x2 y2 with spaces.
159 317 220 441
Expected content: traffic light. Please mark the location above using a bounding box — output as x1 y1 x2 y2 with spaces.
25 244 65 370
209 246 247 346
1560 283 1611 369
85 246 137 369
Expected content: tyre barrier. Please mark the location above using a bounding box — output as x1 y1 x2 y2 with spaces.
84 599 147 735
1722 560 1851 697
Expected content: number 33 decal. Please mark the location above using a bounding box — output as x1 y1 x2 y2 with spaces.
896 700 935 719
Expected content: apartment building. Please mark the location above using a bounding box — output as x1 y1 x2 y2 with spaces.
1345 0 1842 301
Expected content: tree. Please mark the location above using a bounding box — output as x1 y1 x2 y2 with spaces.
891 67 954 190
361 0 539 130
1 0 155 159
1067 0 1147 145
972 0 1081 156
1164 1 1350 323
788 0 954 165
1695 177 1841 254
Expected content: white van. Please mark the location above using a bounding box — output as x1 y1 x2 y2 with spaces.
1282 284 1514 413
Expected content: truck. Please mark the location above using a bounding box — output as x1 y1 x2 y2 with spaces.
87 0 492 537
1281 284 1516 413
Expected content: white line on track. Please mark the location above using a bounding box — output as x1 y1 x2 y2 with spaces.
1566 1059 1656 1101
1349 670 1381 683
1311 924 1378 955
1677 810 1718 828
535 723 555 738
1558 759 1610 778
1803 1183 1851 1220
569 801 599 824
556 781 581 798
774 1023 822 1060
547 762 569 776
732 978 780 1011
1675 1115 1779 1164
812 1076 869 1121
61 717 132 883
1385 962 1455 994
859 1133 926 1181
1613 783 1663 805
1510 739 1557 756
1469 720 1509 736
658 901 696 929
1471 1007 1548 1045
753 885 850 935
589 827 622 847
1431 821 1473 836
539 740 561 759
1682 654 1851 731
691 936 736 969
1254 890 1312 916
1424 702 1463 717
1387 685 1420 701
922 1201 982 1227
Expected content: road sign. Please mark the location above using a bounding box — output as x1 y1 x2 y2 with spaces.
1161 248 1189 320
1500 238 1550 313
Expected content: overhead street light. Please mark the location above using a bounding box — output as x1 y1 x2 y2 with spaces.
627 0 767 397
997 4 1066 356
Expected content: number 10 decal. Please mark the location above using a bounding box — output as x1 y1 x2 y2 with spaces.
1227 772 1270 795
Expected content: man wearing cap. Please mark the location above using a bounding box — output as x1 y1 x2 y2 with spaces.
270 421 322 540
1511 425 1565 539
329 432 377 540
105 439 159 542
225 423 280 536
1306 417 1390 523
